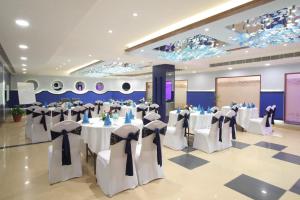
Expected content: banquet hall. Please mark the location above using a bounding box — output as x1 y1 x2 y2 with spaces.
1 0 300 199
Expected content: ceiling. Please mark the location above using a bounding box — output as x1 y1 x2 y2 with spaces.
0 0 300 77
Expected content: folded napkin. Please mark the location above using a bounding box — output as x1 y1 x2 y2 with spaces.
124 112 131 124
176 107 181 114
82 111 90 124
197 105 201 111
104 114 111 126
200 109 205 115
207 106 211 113
242 102 246 107
129 109 134 119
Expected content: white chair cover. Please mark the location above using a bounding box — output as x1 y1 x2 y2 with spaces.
247 106 273 135
193 111 223 153
48 102 57 107
219 110 235 150
51 107 68 126
31 107 51 143
211 106 219 113
96 125 140 197
48 120 83 184
25 106 39 139
70 106 85 122
143 112 161 125
136 120 167 185
164 110 189 150
136 104 148 119
73 100 83 106
33 102 42 106
84 103 95 118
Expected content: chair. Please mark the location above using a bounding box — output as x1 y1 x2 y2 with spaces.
31 107 51 143
247 106 272 135
193 111 223 153
94 100 104 116
84 103 95 118
135 120 167 185
219 110 236 150
210 106 219 114
48 120 83 184
25 106 39 139
270 105 276 125
73 100 83 106
48 102 57 107
136 104 148 119
70 106 85 122
164 110 189 150
143 112 161 125
96 125 140 197
149 103 159 113
109 103 121 114
51 107 68 125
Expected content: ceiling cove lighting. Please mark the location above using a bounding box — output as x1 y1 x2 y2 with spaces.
19 44 28 49
20 57 27 60
153 34 226 61
15 19 30 27
126 0 252 48
70 60 145 77
229 6 300 48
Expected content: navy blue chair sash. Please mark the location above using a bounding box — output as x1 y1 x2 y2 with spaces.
271 108 276 125
149 107 158 113
137 107 148 118
142 127 166 166
94 102 103 114
71 110 83 122
110 130 140 176
224 116 237 140
50 126 82 166
110 106 121 113
142 118 152 125
86 107 94 118
52 109 68 122
177 113 189 137
32 111 51 131
26 109 34 115
211 116 224 142
265 111 272 127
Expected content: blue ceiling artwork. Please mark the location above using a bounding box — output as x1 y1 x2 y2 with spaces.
71 60 145 77
230 6 300 48
153 34 227 62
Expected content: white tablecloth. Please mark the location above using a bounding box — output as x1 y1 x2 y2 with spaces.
221 106 259 129
168 110 213 133
81 117 143 154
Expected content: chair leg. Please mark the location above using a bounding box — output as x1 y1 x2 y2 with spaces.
86 144 88 162
93 153 97 175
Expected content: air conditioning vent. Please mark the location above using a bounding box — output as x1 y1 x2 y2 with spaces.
210 52 300 67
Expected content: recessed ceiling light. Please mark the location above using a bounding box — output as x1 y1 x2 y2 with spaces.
20 56 27 60
245 50 249 53
132 13 138 17
24 180 30 185
24 166 28 169
265 63 271 66
140 49 144 52
22 71 27 74
19 44 28 49
22 68 27 71
204 28 209 32
108 30 113 34
15 19 29 27
228 67 233 70
88 54 92 57
22 64 27 67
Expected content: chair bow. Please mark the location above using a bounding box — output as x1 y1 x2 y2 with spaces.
32 111 51 131
142 127 166 166
71 110 83 122
177 113 189 137
110 130 140 176
149 107 158 113
270 108 276 125
110 106 121 113
26 109 34 115
211 116 224 142
50 127 82 165
231 107 239 113
224 116 237 140
86 107 94 118
142 118 152 125
52 109 68 122
265 110 272 127
137 107 148 118
94 102 103 114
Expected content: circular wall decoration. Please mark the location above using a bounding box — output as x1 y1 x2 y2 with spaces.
96 82 104 91
26 80 38 90
122 82 131 91
52 81 63 91
75 81 85 91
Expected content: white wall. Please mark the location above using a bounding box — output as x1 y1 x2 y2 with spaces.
176 64 300 92
11 75 147 94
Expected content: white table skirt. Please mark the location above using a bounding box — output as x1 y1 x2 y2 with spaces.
168 110 213 133
81 117 143 154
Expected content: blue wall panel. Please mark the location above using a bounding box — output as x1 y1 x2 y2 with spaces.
187 91 215 109
10 90 145 106
260 91 284 120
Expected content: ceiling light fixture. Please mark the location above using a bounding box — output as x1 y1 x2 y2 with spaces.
140 49 144 52
20 56 27 60
108 30 113 34
245 50 249 53
132 12 138 17
19 44 28 49
88 54 92 57
15 19 30 27
265 63 271 66
228 67 233 70
22 71 27 74
22 64 27 67
22 68 27 71
204 28 209 32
